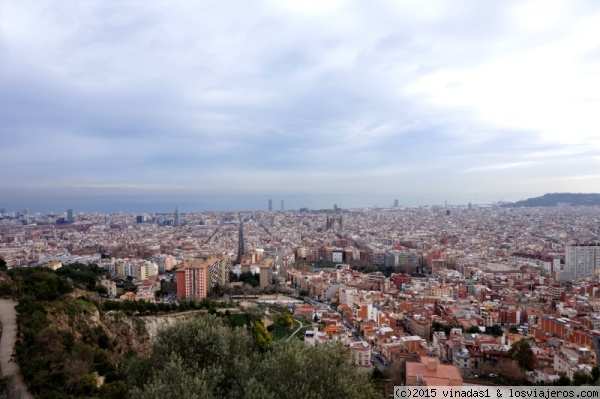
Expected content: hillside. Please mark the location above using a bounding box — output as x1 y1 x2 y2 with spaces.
502 193 600 207
0 266 220 398
14 292 149 398
0 264 384 399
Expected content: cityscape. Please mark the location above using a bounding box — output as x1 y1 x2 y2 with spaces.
1 198 600 396
3 0 600 398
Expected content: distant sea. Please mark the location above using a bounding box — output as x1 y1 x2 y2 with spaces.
0 193 419 215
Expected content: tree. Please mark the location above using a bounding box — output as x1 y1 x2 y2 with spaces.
0 257 7 271
509 340 534 370
485 325 503 337
144 314 255 396
231 271 259 288
276 312 294 328
591 366 600 384
130 356 218 399
371 367 385 381
431 321 453 338
389 359 407 387
254 341 382 399
96 285 109 296
554 376 571 386
474 361 496 377
497 358 526 383
508 325 519 334
0 375 20 399
572 371 593 386
465 326 481 334
98 381 129 399
8 267 72 301
252 320 273 350
11 279 25 300
129 314 383 399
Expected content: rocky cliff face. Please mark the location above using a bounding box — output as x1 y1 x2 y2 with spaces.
44 298 205 364
139 310 207 341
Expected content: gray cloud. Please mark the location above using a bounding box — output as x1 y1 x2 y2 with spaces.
1 0 600 210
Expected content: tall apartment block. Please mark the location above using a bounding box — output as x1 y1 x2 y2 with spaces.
176 261 208 301
565 245 600 280
176 257 233 300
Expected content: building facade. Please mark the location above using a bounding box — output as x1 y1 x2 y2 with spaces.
565 245 600 279
176 260 209 301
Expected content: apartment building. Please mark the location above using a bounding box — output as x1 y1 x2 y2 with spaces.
565 245 600 280
176 260 209 301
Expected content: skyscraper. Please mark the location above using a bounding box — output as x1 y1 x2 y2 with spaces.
67 209 74 224
393 199 399 208
236 216 244 264
268 199 272 211
174 206 180 227
281 200 284 212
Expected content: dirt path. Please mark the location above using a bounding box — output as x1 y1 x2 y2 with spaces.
286 319 305 341
0 299 33 399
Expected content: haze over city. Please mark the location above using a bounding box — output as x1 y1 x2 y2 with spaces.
2 1 600 213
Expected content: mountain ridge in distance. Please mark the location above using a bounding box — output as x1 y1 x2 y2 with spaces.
502 192 600 207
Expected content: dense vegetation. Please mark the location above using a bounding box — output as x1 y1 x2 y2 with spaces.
101 296 234 314
127 315 383 399
56 262 110 290
229 271 260 287
14 295 128 398
2 266 73 300
0 266 127 398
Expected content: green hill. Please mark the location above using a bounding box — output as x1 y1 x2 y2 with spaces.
503 193 600 207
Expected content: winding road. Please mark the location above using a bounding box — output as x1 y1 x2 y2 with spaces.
0 299 33 399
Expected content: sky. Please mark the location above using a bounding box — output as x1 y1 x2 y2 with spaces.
2 0 600 213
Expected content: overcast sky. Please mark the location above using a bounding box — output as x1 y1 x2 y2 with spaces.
2 0 600 211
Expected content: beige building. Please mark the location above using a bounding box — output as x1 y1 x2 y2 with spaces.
44 260 63 271
100 279 117 297
406 357 463 386
349 341 372 369
259 258 274 289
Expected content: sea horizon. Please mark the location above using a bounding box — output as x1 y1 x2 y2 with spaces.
0 193 500 215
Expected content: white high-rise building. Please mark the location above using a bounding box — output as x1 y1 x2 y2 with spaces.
565 245 600 280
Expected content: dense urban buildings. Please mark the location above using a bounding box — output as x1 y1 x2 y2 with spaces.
2 204 600 384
